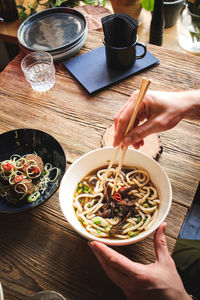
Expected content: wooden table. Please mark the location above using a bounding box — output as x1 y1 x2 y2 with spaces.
0 30 200 300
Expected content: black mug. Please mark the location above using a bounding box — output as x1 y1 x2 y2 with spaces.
0 0 18 22
103 37 147 70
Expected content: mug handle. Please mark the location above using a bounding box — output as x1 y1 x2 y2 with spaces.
135 42 147 59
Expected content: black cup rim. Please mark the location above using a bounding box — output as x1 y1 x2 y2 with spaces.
103 36 139 50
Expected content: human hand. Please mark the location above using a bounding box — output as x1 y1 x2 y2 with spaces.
113 90 187 148
89 223 191 300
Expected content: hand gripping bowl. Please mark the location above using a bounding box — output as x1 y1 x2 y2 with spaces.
59 147 172 246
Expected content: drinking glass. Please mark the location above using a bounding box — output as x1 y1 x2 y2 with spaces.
21 51 55 92
28 290 66 300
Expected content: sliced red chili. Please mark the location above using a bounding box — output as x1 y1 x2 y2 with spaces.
14 175 23 183
3 163 14 171
113 192 122 202
33 166 39 174
119 187 126 192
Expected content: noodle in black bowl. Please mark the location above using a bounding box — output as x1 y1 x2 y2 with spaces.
0 128 66 213
59 147 172 246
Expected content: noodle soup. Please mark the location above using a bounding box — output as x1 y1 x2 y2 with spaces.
73 165 160 240
59 147 172 246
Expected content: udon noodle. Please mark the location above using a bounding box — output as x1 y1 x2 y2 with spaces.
73 165 160 239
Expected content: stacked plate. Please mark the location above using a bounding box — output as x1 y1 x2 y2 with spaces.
18 7 88 62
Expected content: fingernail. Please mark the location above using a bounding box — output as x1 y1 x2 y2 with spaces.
88 242 98 255
162 222 167 233
88 241 94 249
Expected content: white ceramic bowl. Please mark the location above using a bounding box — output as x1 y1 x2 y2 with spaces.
59 147 172 246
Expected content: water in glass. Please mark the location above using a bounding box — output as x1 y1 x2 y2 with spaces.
25 62 55 92
21 52 55 92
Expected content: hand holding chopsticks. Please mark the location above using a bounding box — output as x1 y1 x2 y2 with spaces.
101 78 151 193
111 78 151 194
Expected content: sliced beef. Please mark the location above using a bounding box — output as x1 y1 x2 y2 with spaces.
14 179 34 196
25 154 44 173
97 184 137 223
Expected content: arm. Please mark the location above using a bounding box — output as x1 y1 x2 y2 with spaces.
89 223 191 300
113 89 200 148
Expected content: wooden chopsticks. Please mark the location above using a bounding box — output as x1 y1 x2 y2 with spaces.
101 78 151 193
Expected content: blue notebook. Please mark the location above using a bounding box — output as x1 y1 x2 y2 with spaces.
64 45 159 94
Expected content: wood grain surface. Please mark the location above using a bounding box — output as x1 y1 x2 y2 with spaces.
0 30 200 300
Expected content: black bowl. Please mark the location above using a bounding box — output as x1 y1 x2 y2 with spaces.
0 128 66 213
